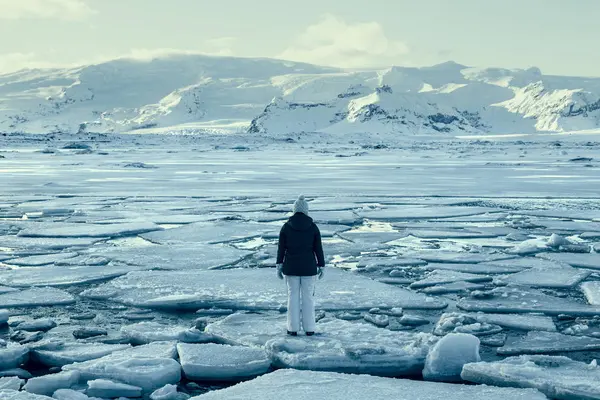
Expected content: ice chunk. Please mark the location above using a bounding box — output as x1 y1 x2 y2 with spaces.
0 369 32 379
0 236 102 251
406 229 497 239
507 238 548 255
0 391 54 399
0 288 75 307
82 268 447 311
18 222 162 238
421 281 486 295
357 206 496 221
150 384 190 400
52 389 92 400
31 342 130 368
0 265 142 287
0 377 24 391
120 322 213 345
468 313 556 332
458 286 600 316
497 331 600 356
4 252 79 267
538 252 600 270
97 244 251 271
0 310 8 325
308 211 358 225
494 267 590 289
0 344 29 370
356 257 427 270
581 281 600 305
16 319 57 332
423 262 525 274
410 270 492 289
140 221 271 245
462 355 600 400
423 333 480 382
63 342 180 393
177 343 270 381
433 313 502 337
24 371 80 396
410 251 514 264
337 231 406 246
190 368 545 400
86 379 142 399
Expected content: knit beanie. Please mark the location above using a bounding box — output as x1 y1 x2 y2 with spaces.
293 195 309 215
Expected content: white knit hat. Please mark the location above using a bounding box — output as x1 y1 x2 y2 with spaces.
293 195 309 215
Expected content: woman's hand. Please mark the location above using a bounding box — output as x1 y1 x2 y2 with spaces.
276 264 284 280
317 267 324 280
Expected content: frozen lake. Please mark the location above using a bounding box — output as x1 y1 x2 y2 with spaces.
1 132 600 399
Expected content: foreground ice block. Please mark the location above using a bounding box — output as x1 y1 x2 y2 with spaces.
24 371 80 396
0 391 53 399
422 333 480 382
121 322 213 345
81 268 447 311
190 368 545 400
140 221 272 244
0 377 24 391
462 355 600 400
0 310 8 325
30 341 130 367
494 267 590 289
150 384 191 400
0 288 75 307
0 344 29 370
4 252 79 267
537 252 600 270
177 343 271 381
86 379 142 399
458 286 600 316
17 222 162 238
0 265 144 287
581 281 600 305
497 331 600 356
62 341 180 393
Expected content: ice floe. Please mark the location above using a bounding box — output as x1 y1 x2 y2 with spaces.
23 371 80 396
0 344 29 371
581 281 600 305
0 377 24 391
0 287 75 307
538 252 600 270
82 268 447 311
120 322 213 345
0 310 8 325
86 379 142 399
0 391 54 399
140 221 272 245
177 343 271 381
0 236 103 251
409 270 492 289
30 342 130 368
4 252 79 267
0 265 143 287
357 206 497 221
18 222 162 238
494 267 590 289
150 384 190 400
16 319 56 332
462 355 600 400
497 331 600 355
422 333 480 382
422 262 525 274
190 368 545 400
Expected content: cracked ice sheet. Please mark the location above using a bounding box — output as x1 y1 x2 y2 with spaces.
458 286 600 317
537 252 600 270
0 288 75 307
95 244 252 271
357 206 499 221
0 264 145 287
406 251 515 264
207 313 437 377
17 222 162 238
497 331 600 356
81 268 447 311
410 270 492 289
0 236 103 251
140 221 273 244
423 262 526 275
494 267 591 289
3 252 79 267
191 368 545 400
30 342 131 367
462 355 600 400
402 229 500 239
337 231 407 245
0 391 53 400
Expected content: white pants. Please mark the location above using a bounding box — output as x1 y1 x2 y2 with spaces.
285 275 316 333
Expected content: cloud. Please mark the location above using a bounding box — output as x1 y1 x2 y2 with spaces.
0 53 61 73
0 0 95 20
278 15 409 69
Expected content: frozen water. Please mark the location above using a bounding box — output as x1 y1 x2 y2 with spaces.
410 270 492 289
420 281 487 295
410 251 515 264
468 313 556 332
205 313 289 347
581 281 600 305
97 244 251 271
312 224 351 237
458 286 600 316
0 377 23 391
307 211 358 225
18 222 162 238
16 318 56 332
4 252 79 267
0 236 103 251
86 379 142 399
0 369 32 379
356 257 427 270
337 231 406 246
190 368 546 400
52 389 94 400
538 252 600 270
405 229 498 239
506 238 548 256
357 206 497 221
423 333 481 382
120 322 213 345
0 286 18 295
30 342 130 368
62 342 179 392
497 331 600 355
0 391 54 400
0 265 144 287
23 371 80 396
433 313 502 337
462 355 600 400
0 344 29 370
0 310 8 325
151 384 190 400
82 268 447 311
422 262 525 274
140 221 272 245
177 343 271 381
494 267 590 289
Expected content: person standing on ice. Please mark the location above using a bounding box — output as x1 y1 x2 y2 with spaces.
276 195 325 337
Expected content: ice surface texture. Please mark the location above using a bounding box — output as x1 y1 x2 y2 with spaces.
423 333 480 382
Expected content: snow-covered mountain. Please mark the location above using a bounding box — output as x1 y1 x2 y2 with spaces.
1 55 599 135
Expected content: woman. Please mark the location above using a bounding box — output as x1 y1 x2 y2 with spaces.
276 195 325 336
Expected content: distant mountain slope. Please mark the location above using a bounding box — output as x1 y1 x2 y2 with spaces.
1 55 599 135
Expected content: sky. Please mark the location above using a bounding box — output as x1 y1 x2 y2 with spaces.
0 0 598 76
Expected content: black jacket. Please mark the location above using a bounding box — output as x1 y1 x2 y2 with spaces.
277 213 325 276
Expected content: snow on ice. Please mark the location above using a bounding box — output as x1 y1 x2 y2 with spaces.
422 333 481 382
